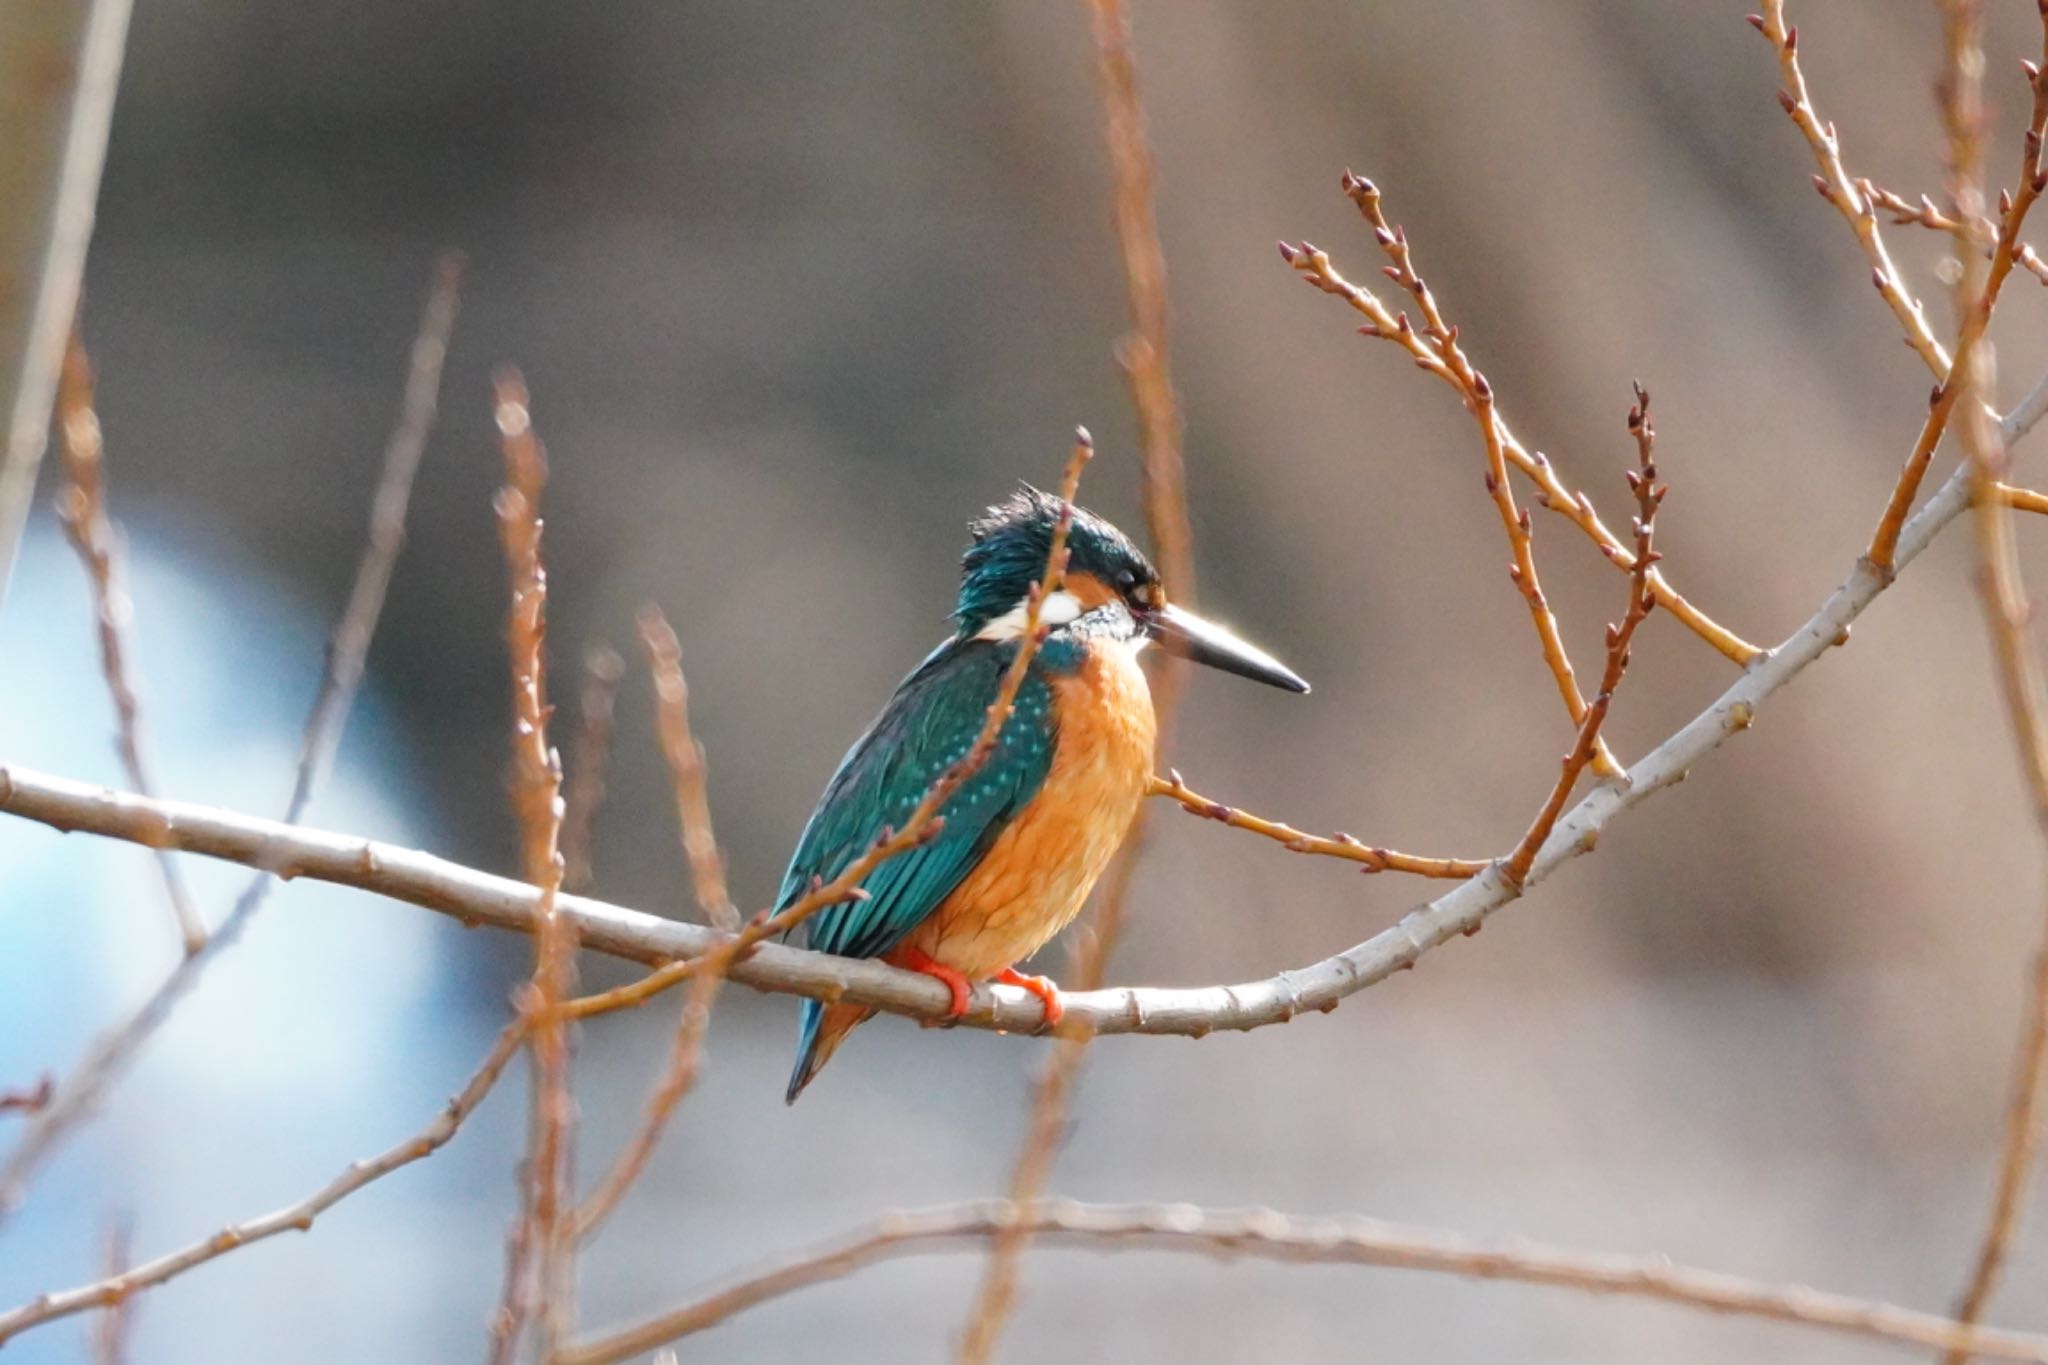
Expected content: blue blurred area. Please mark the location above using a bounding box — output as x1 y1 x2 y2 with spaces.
0 522 509 1362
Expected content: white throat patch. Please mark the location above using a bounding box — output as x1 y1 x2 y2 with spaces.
975 589 1083 641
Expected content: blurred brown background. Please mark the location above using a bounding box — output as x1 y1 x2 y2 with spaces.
5 1 2048 1360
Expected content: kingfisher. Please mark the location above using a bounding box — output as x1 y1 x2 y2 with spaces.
779 487 1308 1103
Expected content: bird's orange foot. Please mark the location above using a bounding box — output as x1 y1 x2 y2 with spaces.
884 946 973 1021
993 966 1065 1028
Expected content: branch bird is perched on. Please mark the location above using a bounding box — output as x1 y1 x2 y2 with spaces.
781 488 1308 1102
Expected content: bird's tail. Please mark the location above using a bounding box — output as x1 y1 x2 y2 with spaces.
786 996 874 1104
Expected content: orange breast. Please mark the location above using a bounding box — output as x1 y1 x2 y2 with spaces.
908 639 1157 980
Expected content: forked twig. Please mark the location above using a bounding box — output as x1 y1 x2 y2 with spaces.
1860 181 2048 287
1278 184 1756 667
1502 387 1663 886
1750 3 1952 378
54 325 205 952
1751 1 2048 570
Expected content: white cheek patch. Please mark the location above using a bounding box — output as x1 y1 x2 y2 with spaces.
976 589 1083 641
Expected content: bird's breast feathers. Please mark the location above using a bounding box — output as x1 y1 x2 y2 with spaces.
909 637 1156 977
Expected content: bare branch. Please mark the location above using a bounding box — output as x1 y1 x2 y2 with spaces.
0 400 2035 1047
1748 0 2048 571
89 1215 132 1365
556 1198 2048 1365
54 326 203 950
0 1020 526 1347
956 16 1193 1350
1860 180 2048 287
0 0 131 613
1148 770 1485 878
560 646 624 893
639 607 735 929
0 256 461 1221
0 1077 51 1118
1502 387 1663 884
1279 220 1756 667
485 368 576 1360
570 609 737 1243
1749 2 1951 378
1940 7 2048 1357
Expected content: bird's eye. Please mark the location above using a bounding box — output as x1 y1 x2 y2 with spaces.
1114 568 1138 593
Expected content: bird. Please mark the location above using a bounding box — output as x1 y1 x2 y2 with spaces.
779 486 1308 1103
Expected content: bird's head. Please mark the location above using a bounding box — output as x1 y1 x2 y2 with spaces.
954 486 1309 693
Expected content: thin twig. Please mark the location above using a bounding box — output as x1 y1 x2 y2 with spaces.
1502 387 1662 885
88 1214 131 1365
485 369 577 1361
0 397 2040 1043
1751 0 2048 571
1278 196 1756 667
1860 181 2048 287
569 609 736 1242
639 608 735 930
560 431 1095 1024
560 646 624 894
1750 3 1951 378
957 17 1190 1350
0 1076 53 1118
1090 0 1194 616
0 0 133 615
1148 770 1486 877
54 326 205 952
1992 483 2048 516
555 1198 2048 1365
0 255 462 1222
0 1020 527 1347
1942 6 2048 1359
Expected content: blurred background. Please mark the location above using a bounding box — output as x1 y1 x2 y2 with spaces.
4 1 2048 1360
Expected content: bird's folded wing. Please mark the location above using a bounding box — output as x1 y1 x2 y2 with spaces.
775 638 1056 961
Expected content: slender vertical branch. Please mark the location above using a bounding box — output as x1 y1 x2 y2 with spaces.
640 608 736 930
53 326 204 951
570 608 736 1242
0 0 131 615
1088 0 1194 616
1942 6 2048 1359
957 9 1189 1357
88 1215 132 1365
560 646 624 894
485 370 577 1361
1502 388 1662 884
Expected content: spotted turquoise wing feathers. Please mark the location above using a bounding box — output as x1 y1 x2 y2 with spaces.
776 638 1057 962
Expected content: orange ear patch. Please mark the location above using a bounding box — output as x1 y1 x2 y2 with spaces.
1064 571 1120 611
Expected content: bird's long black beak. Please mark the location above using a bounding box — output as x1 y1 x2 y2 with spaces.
1145 602 1310 694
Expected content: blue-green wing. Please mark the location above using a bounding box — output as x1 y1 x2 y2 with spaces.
777 638 1055 961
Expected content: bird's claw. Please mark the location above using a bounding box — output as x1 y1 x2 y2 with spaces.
994 966 1065 1029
